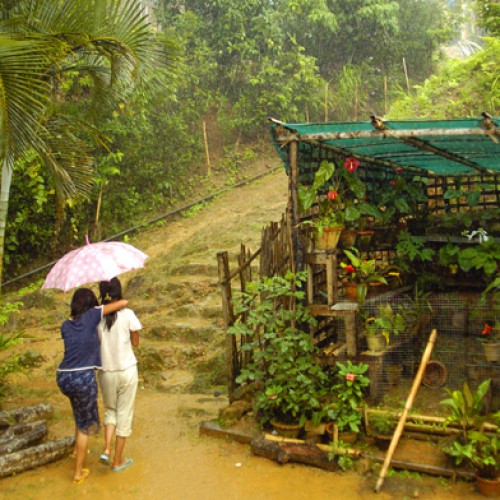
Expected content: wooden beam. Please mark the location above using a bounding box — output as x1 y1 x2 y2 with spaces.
277 127 499 141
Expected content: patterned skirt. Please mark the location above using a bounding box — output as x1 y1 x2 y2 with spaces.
56 369 100 435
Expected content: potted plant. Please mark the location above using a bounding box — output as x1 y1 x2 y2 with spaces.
228 271 332 434
364 303 406 351
476 278 500 363
298 159 366 250
340 247 394 303
325 360 370 443
441 380 500 496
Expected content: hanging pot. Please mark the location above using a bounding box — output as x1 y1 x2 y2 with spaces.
366 282 388 299
345 282 359 301
340 229 358 249
315 225 343 250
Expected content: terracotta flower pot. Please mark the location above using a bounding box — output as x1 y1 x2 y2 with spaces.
476 475 500 497
340 228 357 249
270 418 303 438
315 225 343 250
482 342 500 363
366 333 386 352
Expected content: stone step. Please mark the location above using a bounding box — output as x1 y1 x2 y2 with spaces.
145 318 221 343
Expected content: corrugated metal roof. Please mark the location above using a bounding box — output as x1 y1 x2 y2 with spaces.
270 116 500 176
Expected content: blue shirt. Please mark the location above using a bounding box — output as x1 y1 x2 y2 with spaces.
58 307 103 371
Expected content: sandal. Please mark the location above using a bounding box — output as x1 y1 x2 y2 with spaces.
73 468 90 484
99 453 110 465
112 457 133 472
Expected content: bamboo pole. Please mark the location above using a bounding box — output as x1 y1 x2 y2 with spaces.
374 329 438 493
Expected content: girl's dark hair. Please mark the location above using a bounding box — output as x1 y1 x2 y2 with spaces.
70 288 98 319
99 277 123 330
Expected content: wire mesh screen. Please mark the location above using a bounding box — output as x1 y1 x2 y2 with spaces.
360 290 499 415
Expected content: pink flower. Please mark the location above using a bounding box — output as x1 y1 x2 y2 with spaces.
395 167 403 175
328 190 338 200
345 373 356 382
269 394 277 400
344 157 360 173
389 180 396 186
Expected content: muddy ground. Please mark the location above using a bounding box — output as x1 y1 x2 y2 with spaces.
0 161 484 499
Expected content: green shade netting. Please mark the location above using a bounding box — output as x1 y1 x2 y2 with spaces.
270 117 500 176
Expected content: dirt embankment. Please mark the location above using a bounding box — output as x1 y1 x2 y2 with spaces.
0 161 483 499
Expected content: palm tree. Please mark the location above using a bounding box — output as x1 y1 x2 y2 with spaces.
0 0 179 287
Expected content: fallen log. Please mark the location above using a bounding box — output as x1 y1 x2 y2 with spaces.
0 404 53 428
0 436 74 478
251 438 338 472
0 422 48 455
0 420 47 444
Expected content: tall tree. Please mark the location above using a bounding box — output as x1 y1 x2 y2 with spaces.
0 0 179 286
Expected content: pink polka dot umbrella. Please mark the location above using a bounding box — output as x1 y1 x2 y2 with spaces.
42 235 149 292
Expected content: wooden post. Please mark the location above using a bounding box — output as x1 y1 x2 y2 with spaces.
374 329 438 493
402 57 410 94
217 251 237 401
324 82 328 122
202 120 210 174
288 140 303 272
384 75 388 115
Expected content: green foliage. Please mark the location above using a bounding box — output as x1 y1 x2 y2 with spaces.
365 304 406 344
229 271 332 426
389 37 500 118
457 239 500 276
396 231 435 267
330 361 370 433
441 380 500 479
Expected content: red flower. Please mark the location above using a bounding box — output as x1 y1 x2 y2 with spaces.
345 373 356 382
344 157 360 173
395 167 403 175
345 264 356 273
482 323 494 336
389 180 396 186
327 190 338 200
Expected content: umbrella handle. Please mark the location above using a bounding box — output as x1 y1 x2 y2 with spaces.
85 234 90 245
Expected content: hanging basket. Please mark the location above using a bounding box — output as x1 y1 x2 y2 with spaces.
314 225 343 250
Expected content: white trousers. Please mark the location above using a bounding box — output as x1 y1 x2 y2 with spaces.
99 365 138 437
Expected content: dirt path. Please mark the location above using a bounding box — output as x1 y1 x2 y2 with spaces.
0 168 483 499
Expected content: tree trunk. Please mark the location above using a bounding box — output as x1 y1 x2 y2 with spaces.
0 403 53 427
0 160 13 290
0 436 74 478
250 438 338 472
0 422 47 455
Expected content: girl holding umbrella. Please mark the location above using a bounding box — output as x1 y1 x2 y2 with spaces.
57 288 128 483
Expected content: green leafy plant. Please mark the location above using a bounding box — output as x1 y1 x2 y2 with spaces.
457 238 500 277
298 160 367 234
441 380 500 480
365 304 406 344
396 231 435 270
330 361 370 433
229 271 331 426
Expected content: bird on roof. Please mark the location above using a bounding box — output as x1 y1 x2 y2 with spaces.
481 111 499 143
370 115 387 131
481 111 496 129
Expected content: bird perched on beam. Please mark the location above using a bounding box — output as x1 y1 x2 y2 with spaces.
481 111 498 143
370 115 387 131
